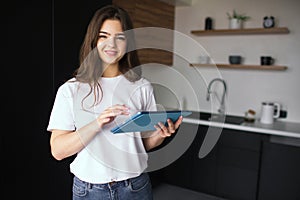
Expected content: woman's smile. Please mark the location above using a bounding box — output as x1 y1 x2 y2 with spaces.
104 49 118 57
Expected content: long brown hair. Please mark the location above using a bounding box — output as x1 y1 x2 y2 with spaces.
73 5 141 106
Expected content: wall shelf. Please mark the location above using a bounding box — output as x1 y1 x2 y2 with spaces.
190 27 290 36
189 63 288 71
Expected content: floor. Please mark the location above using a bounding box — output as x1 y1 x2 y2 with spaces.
152 183 227 200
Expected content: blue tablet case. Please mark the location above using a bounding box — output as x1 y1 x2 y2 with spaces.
111 110 192 133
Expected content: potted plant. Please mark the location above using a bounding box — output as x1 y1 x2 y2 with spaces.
226 9 250 29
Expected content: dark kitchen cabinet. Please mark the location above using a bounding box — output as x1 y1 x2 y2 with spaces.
151 123 264 200
150 121 300 200
190 125 218 194
258 140 300 200
189 127 263 200
215 129 263 200
157 123 200 189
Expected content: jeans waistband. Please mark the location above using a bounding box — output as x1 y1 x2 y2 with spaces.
77 173 146 189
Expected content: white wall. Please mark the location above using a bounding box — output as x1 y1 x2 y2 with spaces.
142 0 300 123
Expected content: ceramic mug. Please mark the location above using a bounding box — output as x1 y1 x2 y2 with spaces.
260 102 280 124
229 55 242 64
261 56 274 65
199 56 210 64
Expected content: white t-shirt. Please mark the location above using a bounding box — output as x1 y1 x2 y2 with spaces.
47 75 157 183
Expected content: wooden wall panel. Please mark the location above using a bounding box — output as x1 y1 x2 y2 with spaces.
112 0 136 19
135 0 174 28
113 0 174 66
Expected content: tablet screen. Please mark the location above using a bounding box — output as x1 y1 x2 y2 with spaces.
111 110 192 133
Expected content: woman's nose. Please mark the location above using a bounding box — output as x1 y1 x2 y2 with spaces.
106 37 117 47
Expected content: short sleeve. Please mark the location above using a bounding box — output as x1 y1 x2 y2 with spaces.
47 84 76 132
141 80 157 112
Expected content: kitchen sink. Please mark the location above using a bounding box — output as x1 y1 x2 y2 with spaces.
189 111 245 125
214 114 245 125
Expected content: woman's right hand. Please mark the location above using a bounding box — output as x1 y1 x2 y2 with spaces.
50 104 130 160
97 104 130 128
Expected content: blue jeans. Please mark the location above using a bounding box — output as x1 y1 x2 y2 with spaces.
72 173 153 200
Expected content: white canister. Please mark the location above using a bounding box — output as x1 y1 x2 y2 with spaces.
260 102 280 124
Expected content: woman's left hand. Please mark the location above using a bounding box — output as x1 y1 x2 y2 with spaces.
154 116 183 138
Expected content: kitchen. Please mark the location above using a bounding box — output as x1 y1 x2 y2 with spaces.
141 0 300 199
5 0 299 199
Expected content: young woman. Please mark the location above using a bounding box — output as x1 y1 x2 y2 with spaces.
47 5 182 200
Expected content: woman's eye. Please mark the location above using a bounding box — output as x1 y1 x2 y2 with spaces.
98 34 126 42
116 36 126 41
98 35 107 39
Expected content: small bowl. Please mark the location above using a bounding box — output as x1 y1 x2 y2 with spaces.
229 55 242 64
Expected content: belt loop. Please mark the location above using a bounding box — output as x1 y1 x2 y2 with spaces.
87 182 92 189
125 178 130 187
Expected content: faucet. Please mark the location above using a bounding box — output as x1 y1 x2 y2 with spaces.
206 78 227 115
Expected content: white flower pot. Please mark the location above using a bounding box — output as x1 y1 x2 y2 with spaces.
229 18 242 29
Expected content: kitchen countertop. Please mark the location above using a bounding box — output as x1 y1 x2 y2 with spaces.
182 112 300 139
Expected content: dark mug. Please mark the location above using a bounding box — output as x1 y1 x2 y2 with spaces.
229 55 242 64
261 56 274 65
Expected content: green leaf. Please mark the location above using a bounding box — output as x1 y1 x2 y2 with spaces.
226 9 250 21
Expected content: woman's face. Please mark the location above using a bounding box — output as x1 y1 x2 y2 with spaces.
97 19 126 66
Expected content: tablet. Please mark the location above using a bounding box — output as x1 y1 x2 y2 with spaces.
111 110 192 134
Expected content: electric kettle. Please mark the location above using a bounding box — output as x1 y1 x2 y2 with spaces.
260 102 280 124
